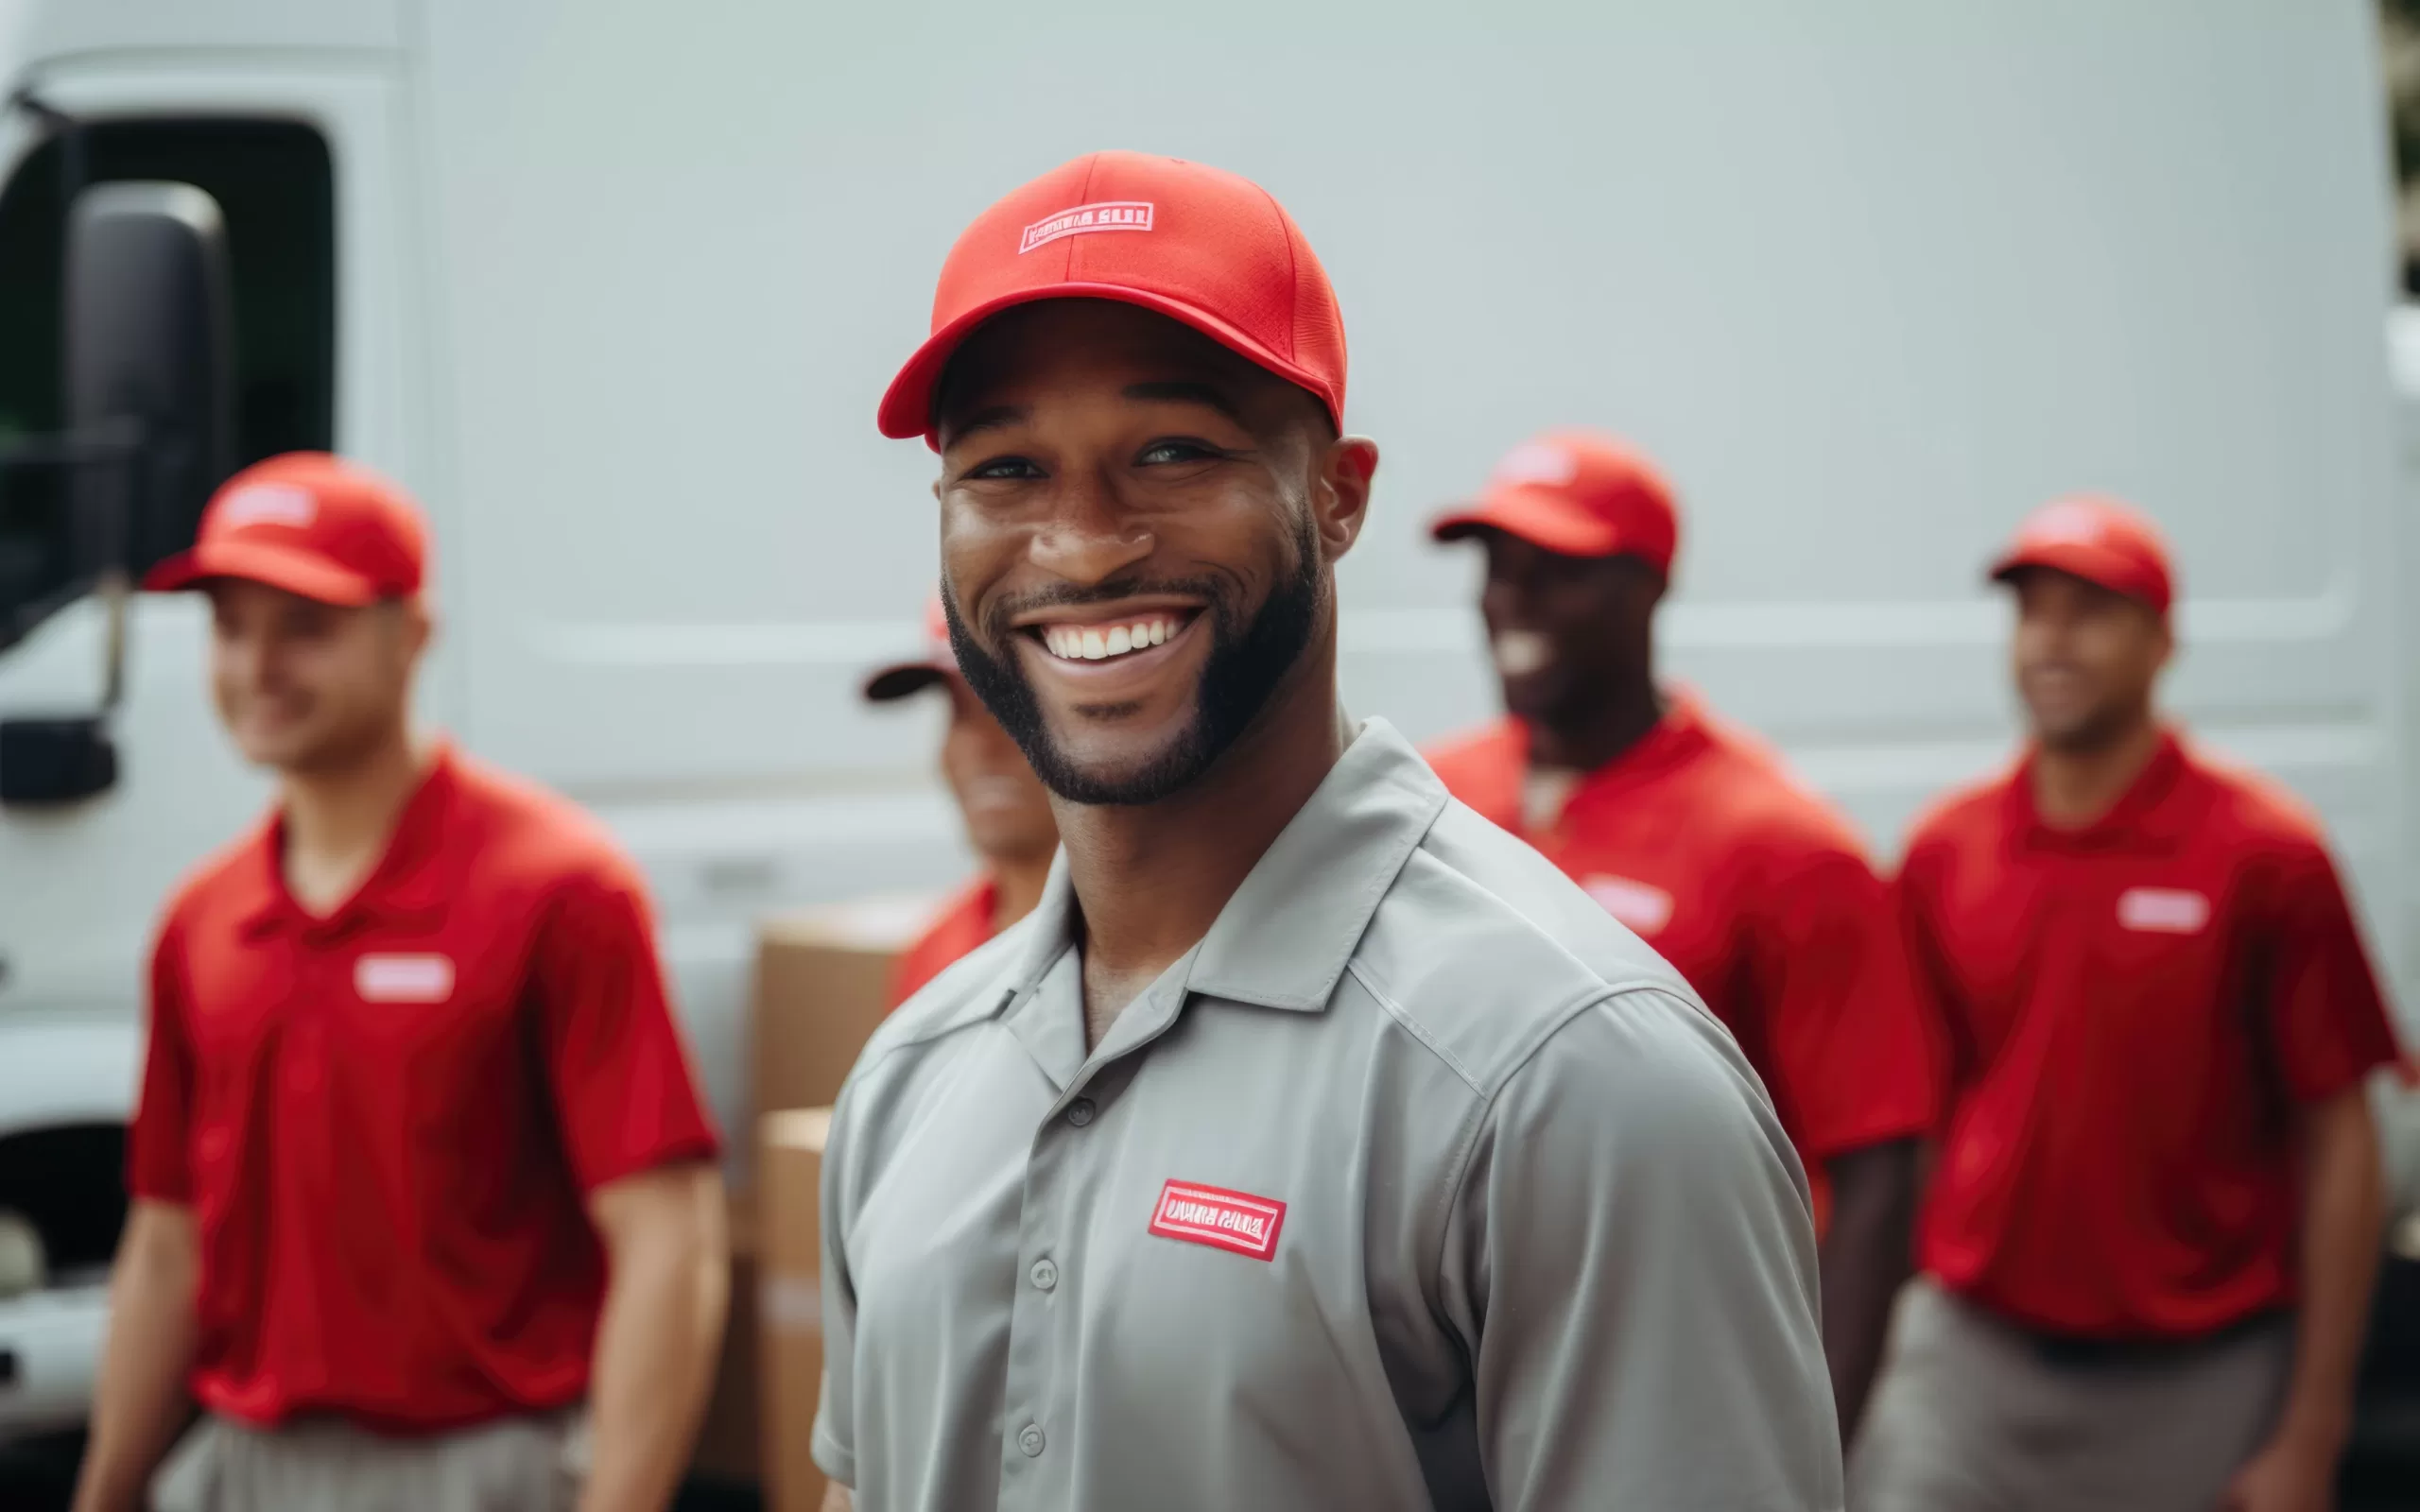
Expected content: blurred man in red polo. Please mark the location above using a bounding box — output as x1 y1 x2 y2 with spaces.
72 455 727 1512
862 595 1057 1005
1424 428 1936 1438
1853 496 2401 1512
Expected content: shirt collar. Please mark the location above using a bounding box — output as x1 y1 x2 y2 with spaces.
236 740 463 939
2008 726 2192 852
996 716 1449 1016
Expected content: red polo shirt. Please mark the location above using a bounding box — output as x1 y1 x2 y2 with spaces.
1426 695 1938 1193
887 876 1000 1009
127 746 720 1432
1898 731 2399 1338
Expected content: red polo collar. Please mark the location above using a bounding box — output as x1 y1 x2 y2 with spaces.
236 743 462 940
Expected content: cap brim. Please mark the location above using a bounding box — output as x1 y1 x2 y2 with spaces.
1428 485 1632 560
878 283 1344 445
142 540 380 605
1988 543 2166 611
862 662 952 703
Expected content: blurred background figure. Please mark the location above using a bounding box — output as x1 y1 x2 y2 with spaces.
862 595 1057 1007
72 456 726 1512
1853 499 2403 1512
1424 430 1934 1439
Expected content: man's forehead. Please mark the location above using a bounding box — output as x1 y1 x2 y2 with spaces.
2012 566 2139 613
206 578 380 619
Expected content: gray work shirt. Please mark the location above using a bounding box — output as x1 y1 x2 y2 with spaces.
814 718 1842 1511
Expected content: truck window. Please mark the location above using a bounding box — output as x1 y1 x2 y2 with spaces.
0 118 334 647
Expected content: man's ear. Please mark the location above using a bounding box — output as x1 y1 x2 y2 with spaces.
396 594 435 659
1313 435 1380 563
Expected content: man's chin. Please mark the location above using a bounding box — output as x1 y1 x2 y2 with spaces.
1028 714 1216 807
1497 679 1567 728
235 731 312 769
2029 708 2123 754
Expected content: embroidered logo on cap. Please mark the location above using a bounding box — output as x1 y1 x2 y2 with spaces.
1019 200 1154 254
2023 501 2107 548
354 953 457 1004
216 483 319 530
1491 440 1581 490
1582 873 1675 936
1148 1179 1286 1262
2117 886 2210 935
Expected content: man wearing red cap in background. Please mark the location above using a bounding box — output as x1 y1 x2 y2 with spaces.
812 152 1840 1511
72 454 728 1512
1424 429 1937 1442
1852 497 2401 1512
861 595 1058 1005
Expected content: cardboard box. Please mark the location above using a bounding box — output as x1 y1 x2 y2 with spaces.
687 1194 760 1486
760 1108 833 1512
752 894 938 1141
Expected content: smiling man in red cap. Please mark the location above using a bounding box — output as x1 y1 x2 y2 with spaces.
1852 496 2402 1512
861 595 1057 1005
811 153 1840 1511
1423 428 1938 1443
72 454 727 1512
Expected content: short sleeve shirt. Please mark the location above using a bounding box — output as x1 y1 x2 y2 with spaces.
127 745 720 1431
1896 730 2400 1337
887 876 999 1008
813 718 1841 1512
1426 696 1938 1181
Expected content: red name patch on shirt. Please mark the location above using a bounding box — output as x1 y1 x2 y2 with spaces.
1149 1180 1286 1261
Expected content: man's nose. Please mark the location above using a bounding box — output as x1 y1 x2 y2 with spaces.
1028 468 1154 585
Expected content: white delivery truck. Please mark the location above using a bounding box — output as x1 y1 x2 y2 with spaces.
0 0 2413 1460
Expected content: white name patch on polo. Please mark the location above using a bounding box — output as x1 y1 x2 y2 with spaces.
1582 874 1675 936
354 953 457 1003
1148 1179 1287 1262
2117 886 2210 936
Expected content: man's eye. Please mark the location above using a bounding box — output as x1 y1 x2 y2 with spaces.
1137 438 1219 466
965 455 1044 481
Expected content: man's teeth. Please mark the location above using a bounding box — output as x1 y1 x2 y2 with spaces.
1494 630 1554 678
1042 617 1180 662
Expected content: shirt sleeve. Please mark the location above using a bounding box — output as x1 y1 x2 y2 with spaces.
811 1087 858 1487
1746 843 1939 1161
126 922 197 1204
1443 989 1844 1510
2258 842 2400 1104
530 867 722 1190
1889 849 1970 1119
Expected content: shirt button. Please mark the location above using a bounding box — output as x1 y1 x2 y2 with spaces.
1065 1098 1096 1128
1030 1257 1058 1292
1019 1425 1046 1458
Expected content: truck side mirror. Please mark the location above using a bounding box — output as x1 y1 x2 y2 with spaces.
66 180 234 576
0 180 233 810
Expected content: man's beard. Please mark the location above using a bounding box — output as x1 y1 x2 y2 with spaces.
942 518 1323 807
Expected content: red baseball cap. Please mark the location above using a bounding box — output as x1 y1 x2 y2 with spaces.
862 595 960 702
145 453 427 606
877 151 1346 442
1428 429 1682 576
1989 494 2175 614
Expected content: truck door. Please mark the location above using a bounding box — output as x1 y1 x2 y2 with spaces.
0 54 414 1437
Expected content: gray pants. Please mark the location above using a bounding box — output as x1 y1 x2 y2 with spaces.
149 1407 588 1512
1850 1280 2291 1512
